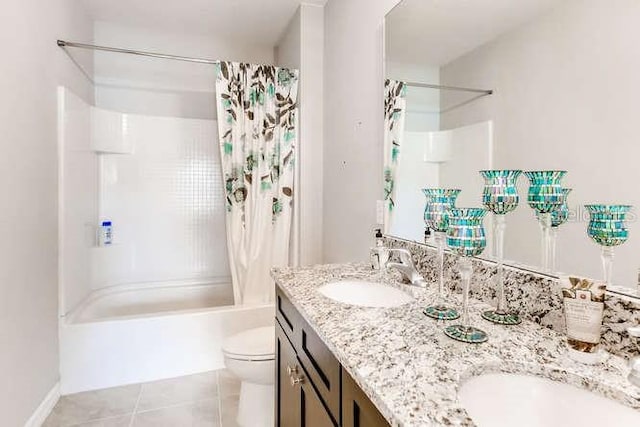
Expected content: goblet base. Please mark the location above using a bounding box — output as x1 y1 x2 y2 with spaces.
444 324 488 344
481 310 521 325
423 305 460 321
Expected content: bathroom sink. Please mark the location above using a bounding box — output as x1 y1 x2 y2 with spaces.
458 373 640 427
316 281 412 308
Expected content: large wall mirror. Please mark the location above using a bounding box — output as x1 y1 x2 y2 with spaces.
384 0 640 296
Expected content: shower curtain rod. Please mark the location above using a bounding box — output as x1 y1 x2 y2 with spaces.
57 40 220 65
404 81 493 95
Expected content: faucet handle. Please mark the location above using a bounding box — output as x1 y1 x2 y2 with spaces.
388 248 414 265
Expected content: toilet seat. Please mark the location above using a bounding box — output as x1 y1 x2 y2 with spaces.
222 326 275 361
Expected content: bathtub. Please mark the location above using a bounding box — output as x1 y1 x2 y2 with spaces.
59 278 274 394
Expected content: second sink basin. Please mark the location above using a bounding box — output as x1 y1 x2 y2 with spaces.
317 280 412 308
458 373 640 427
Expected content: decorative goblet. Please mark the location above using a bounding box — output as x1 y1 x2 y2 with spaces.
585 204 632 287
524 171 567 272
479 170 522 326
444 208 488 343
422 188 461 321
537 188 572 272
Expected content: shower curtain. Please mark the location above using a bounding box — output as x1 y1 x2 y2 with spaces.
215 61 299 305
383 79 407 232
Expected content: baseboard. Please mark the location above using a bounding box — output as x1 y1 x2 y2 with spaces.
24 382 60 427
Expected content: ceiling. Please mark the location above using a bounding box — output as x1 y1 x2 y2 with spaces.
81 0 327 45
386 0 558 67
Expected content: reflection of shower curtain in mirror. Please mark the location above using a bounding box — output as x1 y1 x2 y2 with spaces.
383 79 407 232
215 62 299 305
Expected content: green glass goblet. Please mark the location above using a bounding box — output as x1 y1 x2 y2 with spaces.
422 188 461 321
585 204 631 288
444 208 488 344
479 170 522 326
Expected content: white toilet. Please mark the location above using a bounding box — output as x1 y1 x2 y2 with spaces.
222 325 275 427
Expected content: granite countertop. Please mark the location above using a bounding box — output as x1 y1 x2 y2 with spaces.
271 263 640 426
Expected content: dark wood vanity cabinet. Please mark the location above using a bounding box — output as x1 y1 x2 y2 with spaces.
276 321 336 427
341 369 389 427
275 287 389 427
276 323 301 426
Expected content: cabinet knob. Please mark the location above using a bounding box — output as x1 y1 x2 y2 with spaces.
286 365 299 376
290 374 305 386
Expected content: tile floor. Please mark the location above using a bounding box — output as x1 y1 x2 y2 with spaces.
43 369 241 427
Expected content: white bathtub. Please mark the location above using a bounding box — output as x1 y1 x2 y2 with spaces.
59 278 274 394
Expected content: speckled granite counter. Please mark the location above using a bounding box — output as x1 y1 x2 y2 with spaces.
271 263 640 426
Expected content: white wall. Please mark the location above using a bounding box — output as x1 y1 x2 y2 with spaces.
385 61 441 243
386 62 440 132
93 21 276 120
389 122 493 243
276 5 325 266
438 121 493 208
275 8 301 69
388 132 439 241
99 113 229 286
0 0 93 424
59 88 99 316
440 0 640 287
323 0 400 262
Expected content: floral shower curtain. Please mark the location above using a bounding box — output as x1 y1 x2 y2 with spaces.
215 62 299 305
383 79 407 232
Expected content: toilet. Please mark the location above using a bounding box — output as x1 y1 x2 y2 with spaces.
222 325 275 427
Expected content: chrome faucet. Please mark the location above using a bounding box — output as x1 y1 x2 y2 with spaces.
628 326 640 387
386 248 427 287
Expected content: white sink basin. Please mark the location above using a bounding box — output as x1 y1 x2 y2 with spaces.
459 373 640 427
317 280 412 308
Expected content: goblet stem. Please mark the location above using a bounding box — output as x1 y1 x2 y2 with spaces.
459 257 473 326
540 212 552 272
493 215 506 314
550 226 558 272
435 231 446 305
601 246 615 287
423 232 459 320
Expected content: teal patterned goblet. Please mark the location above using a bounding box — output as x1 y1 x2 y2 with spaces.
585 204 632 288
547 188 572 228
422 189 461 321
444 208 488 344
525 171 567 272
479 170 522 326
423 188 461 233
537 188 572 272
480 170 521 216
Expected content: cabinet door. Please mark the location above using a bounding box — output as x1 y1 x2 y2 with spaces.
299 374 336 427
276 288 340 423
342 368 389 427
276 321 301 427
297 321 341 421
277 321 337 427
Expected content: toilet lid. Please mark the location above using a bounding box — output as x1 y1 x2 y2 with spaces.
222 326 275 361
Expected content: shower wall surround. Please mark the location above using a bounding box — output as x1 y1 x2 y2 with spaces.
59 87 230 316
388 121 493 243
100 113 229 286
383 235 640 359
